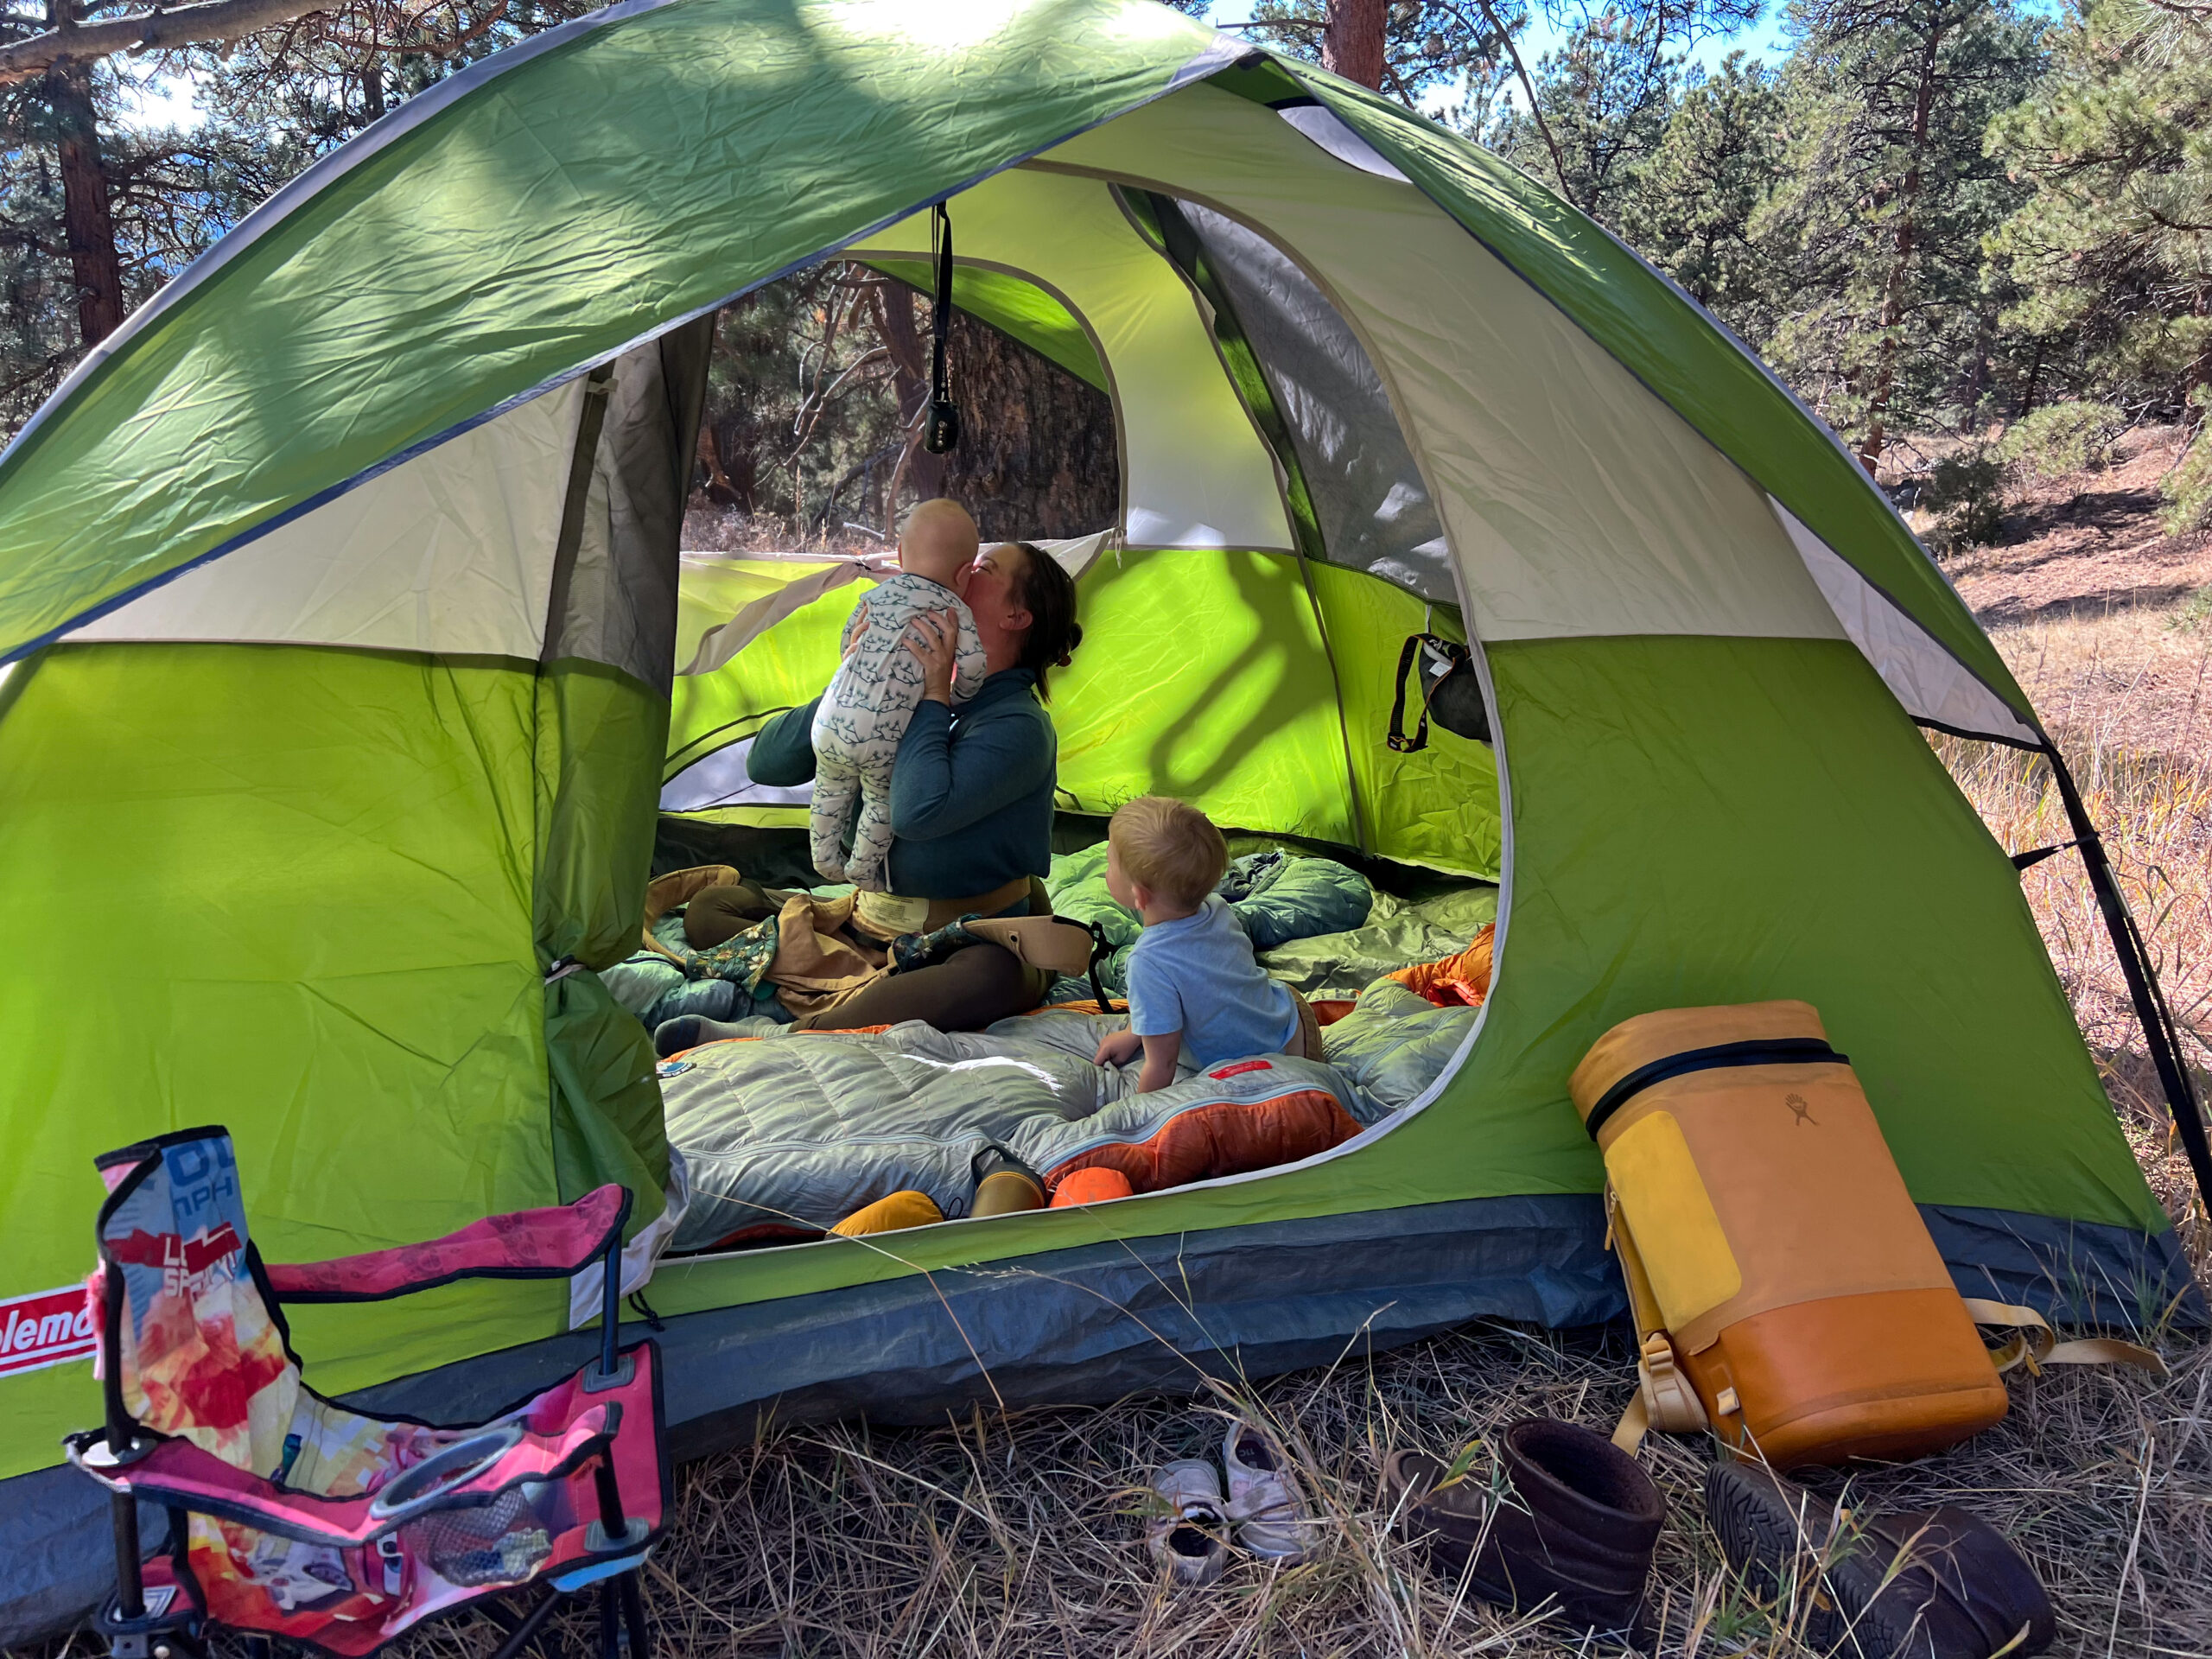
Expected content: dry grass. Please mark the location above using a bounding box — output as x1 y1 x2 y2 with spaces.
1983 602 2212 766
681 506 887 559
1935 732 2212 1268
378 1323 2212 1658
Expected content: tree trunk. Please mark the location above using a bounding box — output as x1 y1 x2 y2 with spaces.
2185 284 2212 431
871 276 945 516
696 424 742 505
935 309 1117 541
1856 7 1944 471
1322 0 1388 90
44 13 124 348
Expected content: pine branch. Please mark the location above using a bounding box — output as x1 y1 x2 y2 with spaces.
1438 0 1573 198
0 0 336 80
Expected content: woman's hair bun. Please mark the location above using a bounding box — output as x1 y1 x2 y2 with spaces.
1013 550 1082 703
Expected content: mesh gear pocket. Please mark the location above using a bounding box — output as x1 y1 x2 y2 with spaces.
401 1487 552 1587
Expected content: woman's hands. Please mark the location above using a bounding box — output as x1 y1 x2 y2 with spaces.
842 601 961 703
900 606 963 703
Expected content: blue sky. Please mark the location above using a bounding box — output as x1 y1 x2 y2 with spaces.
1194 0 1790 116
117 0 1793 133
118 61 204 130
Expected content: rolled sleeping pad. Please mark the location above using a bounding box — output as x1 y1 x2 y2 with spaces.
829 1190 944 1237
1570 1001 2009 1468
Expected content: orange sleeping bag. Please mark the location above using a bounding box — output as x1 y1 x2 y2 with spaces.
1388 924 1494 1008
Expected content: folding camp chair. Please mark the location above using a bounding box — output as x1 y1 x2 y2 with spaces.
65 1126 665 1659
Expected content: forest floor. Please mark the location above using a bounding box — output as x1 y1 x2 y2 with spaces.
403 444 2212 1655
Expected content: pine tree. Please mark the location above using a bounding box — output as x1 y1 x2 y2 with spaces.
1985 0 2212 526
1754 0 2043 463
1488 14 1686 222
1620 52 1788 339
1239 0 1530 111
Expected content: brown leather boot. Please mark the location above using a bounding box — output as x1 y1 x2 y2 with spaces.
1705 1460 2055 1658
1383 1419 1665 1643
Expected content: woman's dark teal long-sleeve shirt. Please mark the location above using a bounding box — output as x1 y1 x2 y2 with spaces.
746 667 1058 899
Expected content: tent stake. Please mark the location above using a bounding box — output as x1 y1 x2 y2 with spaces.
2043 740 2212 1209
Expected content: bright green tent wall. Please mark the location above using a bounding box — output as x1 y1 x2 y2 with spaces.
664 550 1503 874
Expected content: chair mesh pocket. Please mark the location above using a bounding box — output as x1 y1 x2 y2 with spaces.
401 1488 552 1587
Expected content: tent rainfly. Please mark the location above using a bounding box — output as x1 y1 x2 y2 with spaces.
0 0 2202 1639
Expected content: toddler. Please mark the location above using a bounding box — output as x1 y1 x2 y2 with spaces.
1092 797 1320 1092
810 499 988 889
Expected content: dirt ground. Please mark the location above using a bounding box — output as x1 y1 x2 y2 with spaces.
1934 426 2212 765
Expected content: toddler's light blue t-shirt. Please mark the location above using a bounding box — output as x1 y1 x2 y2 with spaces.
1125 895 1300 1068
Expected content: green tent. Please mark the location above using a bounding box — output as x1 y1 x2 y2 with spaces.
0 0 2197 1634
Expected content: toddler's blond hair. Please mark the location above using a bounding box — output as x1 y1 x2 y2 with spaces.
1109 796 1226 910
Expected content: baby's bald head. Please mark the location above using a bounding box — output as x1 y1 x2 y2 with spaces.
899 499 980 589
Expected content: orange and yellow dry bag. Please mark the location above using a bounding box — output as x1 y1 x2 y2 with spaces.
1573 1001 2020 1468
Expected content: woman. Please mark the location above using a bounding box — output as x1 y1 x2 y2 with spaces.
667 539 1085 1040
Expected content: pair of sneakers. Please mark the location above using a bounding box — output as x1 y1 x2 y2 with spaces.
1145 1422 1318 1583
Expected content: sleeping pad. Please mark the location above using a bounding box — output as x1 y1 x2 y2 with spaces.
1259 886 1499 1000
1045 847 1373 995
658 985 1484 1250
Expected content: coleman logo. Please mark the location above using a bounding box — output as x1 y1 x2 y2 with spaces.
0 1285 97 1378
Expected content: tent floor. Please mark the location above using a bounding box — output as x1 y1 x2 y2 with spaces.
3 1195 2193 1643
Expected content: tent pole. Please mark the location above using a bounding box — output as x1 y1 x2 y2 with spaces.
2042 740 2212 1209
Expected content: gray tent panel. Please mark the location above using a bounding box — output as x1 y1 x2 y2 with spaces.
547 318 715 692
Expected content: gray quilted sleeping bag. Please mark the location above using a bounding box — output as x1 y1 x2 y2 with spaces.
659 1007 1377 1249
659 988 1486 1250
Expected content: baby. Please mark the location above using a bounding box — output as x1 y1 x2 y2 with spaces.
1092 796 1320 1092
810 499 988 890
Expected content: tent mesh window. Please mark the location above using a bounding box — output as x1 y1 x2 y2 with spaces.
1154 194 1453 606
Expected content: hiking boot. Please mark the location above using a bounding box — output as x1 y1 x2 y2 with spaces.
1705 1461 2053 1659
1382 1419 1664 1643
1146 1459 1230 1585
1222 1422 1320 1562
